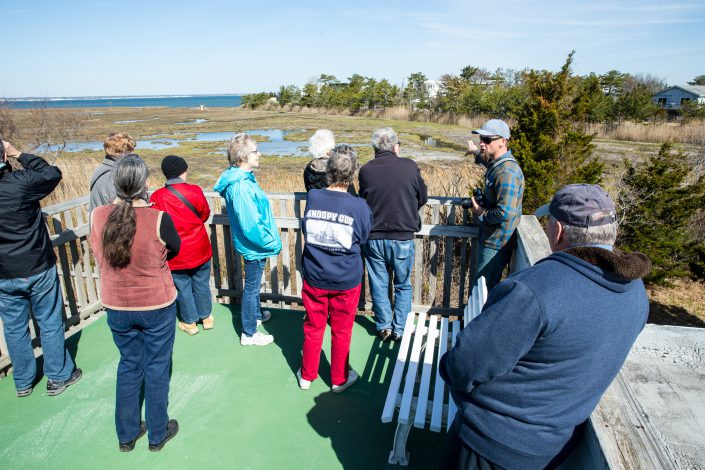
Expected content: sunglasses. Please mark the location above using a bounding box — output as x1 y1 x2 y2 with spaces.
479 135 502 144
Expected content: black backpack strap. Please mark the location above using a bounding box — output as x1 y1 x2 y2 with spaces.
165 185 201 219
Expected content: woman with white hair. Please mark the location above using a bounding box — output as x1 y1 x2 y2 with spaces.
303 130 357 194
214 134 282 346
303 129 336 191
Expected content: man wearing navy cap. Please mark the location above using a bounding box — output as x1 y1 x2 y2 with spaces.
440 184 651 469
466 119 524 291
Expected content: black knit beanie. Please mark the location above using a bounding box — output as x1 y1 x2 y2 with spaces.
161 155 188 179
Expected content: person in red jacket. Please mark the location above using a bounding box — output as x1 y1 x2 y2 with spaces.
150 155 213 335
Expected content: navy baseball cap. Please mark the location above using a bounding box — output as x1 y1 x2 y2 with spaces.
535 184 617 227
472 119 510 139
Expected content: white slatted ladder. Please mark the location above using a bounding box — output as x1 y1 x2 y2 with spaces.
381 277 488 466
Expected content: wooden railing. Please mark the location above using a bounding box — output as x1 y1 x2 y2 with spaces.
0 191 549 376
205 192 478 317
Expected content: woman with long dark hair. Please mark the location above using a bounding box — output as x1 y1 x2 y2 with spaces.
90 156 181 452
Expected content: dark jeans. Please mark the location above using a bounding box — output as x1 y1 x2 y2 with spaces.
363 239 414 336
440 419 505 470
107 302 176 446
0 266 75 391
172 261 213 324
472 234 516 292
242 258 266 336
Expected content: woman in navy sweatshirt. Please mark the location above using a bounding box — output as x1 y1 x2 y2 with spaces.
297 144 372 393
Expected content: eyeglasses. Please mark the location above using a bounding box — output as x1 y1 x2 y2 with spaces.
479 135 502 144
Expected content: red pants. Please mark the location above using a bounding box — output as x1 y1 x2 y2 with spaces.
301 281 361 386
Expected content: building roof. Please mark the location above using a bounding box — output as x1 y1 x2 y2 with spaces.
654 84 705 98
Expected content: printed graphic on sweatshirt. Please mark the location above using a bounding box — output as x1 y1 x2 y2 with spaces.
305 209 354 251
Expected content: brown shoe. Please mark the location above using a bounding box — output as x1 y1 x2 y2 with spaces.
178 321 199 335
202 315 214 330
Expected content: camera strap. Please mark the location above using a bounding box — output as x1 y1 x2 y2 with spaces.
165 185 201 219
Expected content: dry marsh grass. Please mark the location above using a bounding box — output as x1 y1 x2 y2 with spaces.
647 279 705 327
587 120 705 145
12 105 702 323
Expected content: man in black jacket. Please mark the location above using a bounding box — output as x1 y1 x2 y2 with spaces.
359 127 428 341
0 140 82 398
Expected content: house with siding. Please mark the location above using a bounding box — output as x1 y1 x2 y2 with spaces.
652 84 705 110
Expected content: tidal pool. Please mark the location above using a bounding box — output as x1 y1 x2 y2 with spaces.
41 128 314 155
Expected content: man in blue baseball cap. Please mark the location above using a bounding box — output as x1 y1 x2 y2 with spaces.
466 119 524 291
440 183 650 469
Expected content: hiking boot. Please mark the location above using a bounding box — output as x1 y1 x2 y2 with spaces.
377 329 392 342
16 387 33 398
296 368 311 390
178 321 199 336
256 310 272 327
47 368 82 396
148 419 179 452
332 369 359 393
201 315 214 330
240 332 274 346
119 421 147 452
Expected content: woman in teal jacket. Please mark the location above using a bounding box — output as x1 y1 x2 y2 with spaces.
214 134 282 346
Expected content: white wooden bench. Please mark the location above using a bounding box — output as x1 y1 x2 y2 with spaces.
381 277 488 465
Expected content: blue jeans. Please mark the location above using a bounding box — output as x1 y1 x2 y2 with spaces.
363 239 414 336
472 236 516 292
107 302 176 446
242 258 266 337
0 266 75 391
172 261 213 324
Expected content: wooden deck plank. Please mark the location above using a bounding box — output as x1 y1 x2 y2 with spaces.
381 314 416 423
430 317 449 432
399 312 427 424
414 314 439 428
447 320 461 431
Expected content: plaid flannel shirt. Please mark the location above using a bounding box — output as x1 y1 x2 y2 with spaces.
477 151 524 249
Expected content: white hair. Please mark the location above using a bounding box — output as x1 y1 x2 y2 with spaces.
551 216 618 247
371 127 399 151
308 129 335 159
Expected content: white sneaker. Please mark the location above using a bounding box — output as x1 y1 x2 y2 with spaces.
296 368 311 390
256 310 272 327
240 332 274 346
331 369 359 393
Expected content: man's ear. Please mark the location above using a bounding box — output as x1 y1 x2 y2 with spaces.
553 220 566 248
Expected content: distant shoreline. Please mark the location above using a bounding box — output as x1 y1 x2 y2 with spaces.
3 94 244 109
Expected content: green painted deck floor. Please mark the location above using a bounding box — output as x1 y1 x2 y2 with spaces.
0 304 444 469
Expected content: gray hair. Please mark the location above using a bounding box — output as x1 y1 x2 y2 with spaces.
114 155 148 202
551 216 618 247
309 129 335 159
371 127 399 151
227 133 257 166
327 144 359 186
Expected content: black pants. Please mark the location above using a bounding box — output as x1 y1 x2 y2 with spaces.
439 419 504 470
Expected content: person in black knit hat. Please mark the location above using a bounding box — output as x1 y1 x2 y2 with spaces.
150 155 213 336
161 155 189 180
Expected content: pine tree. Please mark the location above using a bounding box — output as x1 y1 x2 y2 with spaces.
617 143 705 284
510 51 603 212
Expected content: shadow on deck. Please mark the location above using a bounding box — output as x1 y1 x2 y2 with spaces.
0 304 444 469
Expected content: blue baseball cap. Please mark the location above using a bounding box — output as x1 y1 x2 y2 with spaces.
472 119 510 139
536 184 617 227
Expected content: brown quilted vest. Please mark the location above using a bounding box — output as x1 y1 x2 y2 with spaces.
90 205 177 310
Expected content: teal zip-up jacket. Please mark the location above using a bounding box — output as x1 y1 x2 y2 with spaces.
214 166 282 260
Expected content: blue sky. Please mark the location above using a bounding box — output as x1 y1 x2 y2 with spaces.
2 0 704 97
